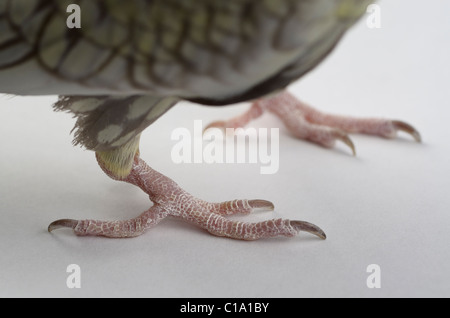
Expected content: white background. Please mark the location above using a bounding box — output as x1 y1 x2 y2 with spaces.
1 0 449 297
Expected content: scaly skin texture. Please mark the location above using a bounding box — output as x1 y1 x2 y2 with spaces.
205 91 422 156
3 1 421 241
49 154 326 240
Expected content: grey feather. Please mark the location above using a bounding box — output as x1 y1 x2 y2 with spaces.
0 0 372 150
54 95 178 151
0 0 372 100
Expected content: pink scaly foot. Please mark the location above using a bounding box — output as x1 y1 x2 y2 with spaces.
205 91 421 155
48 155 326 240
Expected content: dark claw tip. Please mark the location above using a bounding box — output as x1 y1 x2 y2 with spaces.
48 219 77 232
291 220 327 240
203 121 226 135
248 199 275 212
335 131 357 157
392 120 422 143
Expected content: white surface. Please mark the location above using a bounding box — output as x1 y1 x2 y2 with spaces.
1 0 450 297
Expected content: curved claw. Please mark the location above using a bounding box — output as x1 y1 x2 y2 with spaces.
334 131 356 156
290 220 327 240
248 199 275 212
203 120 226 135
392 120 422 143
48 219 78 232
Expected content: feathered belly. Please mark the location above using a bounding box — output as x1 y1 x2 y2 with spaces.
0 0 364 103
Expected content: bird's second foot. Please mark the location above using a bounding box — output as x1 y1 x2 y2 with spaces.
205 91 421 156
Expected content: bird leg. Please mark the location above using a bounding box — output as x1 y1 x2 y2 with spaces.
205 90 421 155
49 146 326 240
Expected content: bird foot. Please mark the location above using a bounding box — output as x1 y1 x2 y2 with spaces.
204 91 421 155
49 155 326 240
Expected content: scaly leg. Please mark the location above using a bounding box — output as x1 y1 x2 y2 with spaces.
49 150 325 241
205 91 421 155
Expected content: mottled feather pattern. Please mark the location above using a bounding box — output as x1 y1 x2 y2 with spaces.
0 0 372 152
0 0 371 101
54 95 177 150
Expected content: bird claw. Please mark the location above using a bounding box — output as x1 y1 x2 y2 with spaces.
290 220 327 240
248 199 275 213
48 219 77 232
391 120 422 143
334 131 357 156
203 120 226 135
